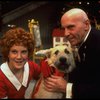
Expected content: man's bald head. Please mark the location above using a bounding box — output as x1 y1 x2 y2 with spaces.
61 8 89 22
60 8 91 47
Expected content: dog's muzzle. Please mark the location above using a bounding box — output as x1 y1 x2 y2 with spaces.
54 56 70 72
59 56 66 63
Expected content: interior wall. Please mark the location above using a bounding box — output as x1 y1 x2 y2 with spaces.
2 2 63 48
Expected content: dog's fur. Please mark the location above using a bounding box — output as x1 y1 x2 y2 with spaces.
31 42 76 99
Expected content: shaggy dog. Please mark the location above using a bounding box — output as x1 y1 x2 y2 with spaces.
31 42 76 99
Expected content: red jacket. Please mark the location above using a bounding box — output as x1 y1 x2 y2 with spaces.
0 61 41 99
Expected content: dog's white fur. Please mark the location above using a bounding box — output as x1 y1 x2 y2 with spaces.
31 42 76 99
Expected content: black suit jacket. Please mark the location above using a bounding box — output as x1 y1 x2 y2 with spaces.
69 27 100 98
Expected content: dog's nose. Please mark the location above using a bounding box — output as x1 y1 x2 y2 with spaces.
59 57 66 63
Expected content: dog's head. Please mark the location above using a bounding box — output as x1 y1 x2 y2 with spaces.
35 42 76 74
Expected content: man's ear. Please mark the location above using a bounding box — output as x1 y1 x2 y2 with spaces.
84 19 90 31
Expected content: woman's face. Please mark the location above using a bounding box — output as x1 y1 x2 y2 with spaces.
8 44 28 70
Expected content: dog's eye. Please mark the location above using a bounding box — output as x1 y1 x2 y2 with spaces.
55 50 59 55
65 49 70 54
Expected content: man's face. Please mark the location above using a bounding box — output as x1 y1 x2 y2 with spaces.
61 15 88 47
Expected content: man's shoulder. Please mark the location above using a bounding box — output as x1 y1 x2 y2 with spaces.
91 27 100 34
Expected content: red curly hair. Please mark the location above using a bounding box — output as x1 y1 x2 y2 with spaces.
0 27 35 62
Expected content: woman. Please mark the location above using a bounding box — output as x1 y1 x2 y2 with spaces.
0 27 41 99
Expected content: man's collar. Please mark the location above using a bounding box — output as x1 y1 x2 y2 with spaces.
84 25 91 43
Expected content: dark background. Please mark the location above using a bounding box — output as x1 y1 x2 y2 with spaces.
0 1 100 65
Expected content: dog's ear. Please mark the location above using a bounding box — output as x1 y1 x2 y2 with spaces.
66 41 71 47
35 48 53 58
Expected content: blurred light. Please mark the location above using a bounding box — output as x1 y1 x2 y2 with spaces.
79 2 82 4
62 7 65 11
87 2 90 5
98 1 100 3
8 24 16 28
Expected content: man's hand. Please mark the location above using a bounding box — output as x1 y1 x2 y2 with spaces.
44 75 67 93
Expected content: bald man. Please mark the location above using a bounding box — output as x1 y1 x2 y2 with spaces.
61 8 90 47
44 8 100 99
